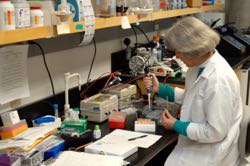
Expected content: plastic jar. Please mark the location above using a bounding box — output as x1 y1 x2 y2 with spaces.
12 0 30 28
30 6 44 27
94 0 116 18
0 0 16 30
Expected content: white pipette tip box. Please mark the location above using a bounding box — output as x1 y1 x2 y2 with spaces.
134 119 156 133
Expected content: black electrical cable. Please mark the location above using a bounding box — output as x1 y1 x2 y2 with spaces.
86 37 97 86
28 41 57 103
131 24 150 42
131 25 138 47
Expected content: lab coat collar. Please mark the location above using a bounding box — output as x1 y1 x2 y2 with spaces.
190 50 218 88
197 49 219 79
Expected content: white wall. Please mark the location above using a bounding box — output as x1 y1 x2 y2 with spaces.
226 0 250 29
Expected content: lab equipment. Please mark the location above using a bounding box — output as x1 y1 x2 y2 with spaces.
1 110 20 126
61 118 87 135
30 6 44 27
0 0 15 30
149 61 182 78
217 35 247 57
53 104 59 118
64 72 82 119
60 129 92 149
0 119 28 139
34 116 55 124
134 119 156 133
93 125 101 140
129 47 153 75
144 69 152 111
147 86 152 111
80 93 118 122
33 115 61 128
108 111 126 129
104 83 137 100
141 101 180 126
120 107 137 130
103 83 137 109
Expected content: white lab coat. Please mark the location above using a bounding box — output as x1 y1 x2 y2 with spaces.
165 50 243 166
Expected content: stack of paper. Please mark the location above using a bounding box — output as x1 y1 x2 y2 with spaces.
50 151 124 166
85 135 138 159
0 125 57 150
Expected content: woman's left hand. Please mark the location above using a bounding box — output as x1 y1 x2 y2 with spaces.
161 110 177 130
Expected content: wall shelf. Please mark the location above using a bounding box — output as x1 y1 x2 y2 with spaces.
0 26 51 45
0 4 224 45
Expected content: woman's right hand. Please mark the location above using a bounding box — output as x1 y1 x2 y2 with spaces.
143 73 159 94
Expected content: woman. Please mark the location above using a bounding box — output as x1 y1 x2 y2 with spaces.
144 17 243 166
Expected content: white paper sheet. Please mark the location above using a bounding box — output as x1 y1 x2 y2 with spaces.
79 0 95 46
0 45 30 104
109 129 162 148
121 16 131 29
50 151 124 166
56 22 70 35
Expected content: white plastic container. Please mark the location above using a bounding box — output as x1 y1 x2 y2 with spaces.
12 0 30 28
0 0 16 30
30 6 44 27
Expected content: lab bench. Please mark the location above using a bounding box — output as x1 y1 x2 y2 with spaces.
1 54 249 165
87 121 178 166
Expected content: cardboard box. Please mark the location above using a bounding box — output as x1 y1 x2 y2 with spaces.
187 0 202 7
1 110 20 126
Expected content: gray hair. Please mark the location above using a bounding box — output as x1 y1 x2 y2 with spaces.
165 16 220 58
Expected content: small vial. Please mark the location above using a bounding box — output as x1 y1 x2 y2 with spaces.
53 104 59 118
93 125 101 140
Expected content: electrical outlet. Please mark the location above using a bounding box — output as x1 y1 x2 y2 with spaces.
154 23 160 31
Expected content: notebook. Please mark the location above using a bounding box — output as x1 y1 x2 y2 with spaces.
85 134 138 159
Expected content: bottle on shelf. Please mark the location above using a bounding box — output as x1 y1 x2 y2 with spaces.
152 0 160 12
160 0 169 11
94 0 116 18
30 6 44 27
12 0 31 28
0 0 16 30
153 36 162 62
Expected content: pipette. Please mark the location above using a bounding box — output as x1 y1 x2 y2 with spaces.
146 74 152 111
